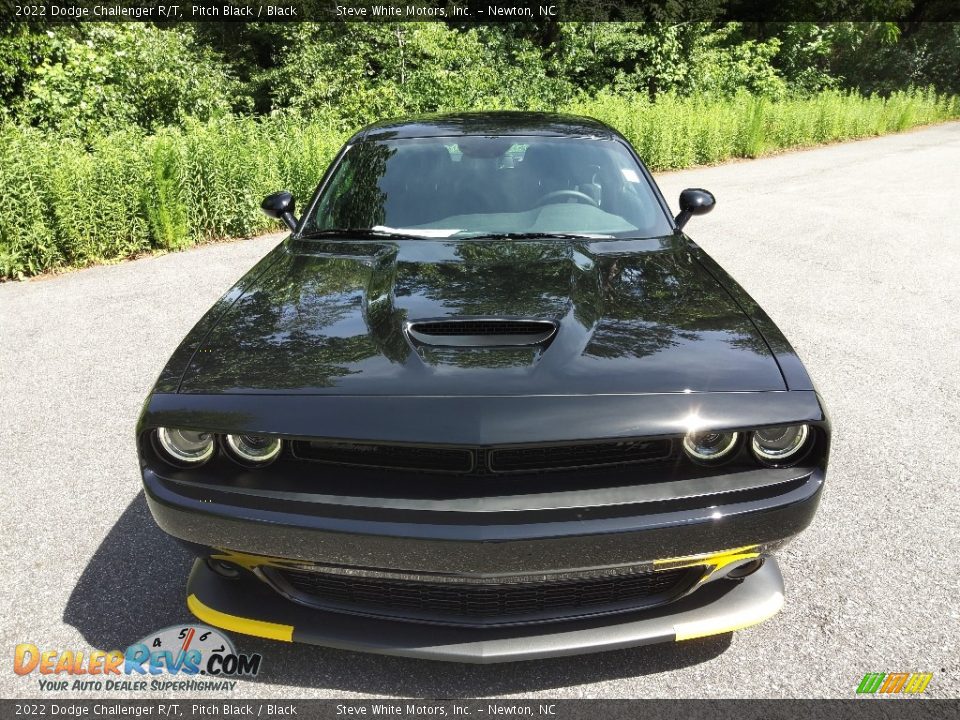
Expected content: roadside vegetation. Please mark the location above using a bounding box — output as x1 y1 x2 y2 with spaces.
1 20 958 279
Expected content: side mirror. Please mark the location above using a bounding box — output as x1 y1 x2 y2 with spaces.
261 191 298 231
675 188 715 230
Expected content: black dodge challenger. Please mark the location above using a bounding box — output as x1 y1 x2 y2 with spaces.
138 112 829 662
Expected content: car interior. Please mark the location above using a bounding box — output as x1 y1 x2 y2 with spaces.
315 136 671 237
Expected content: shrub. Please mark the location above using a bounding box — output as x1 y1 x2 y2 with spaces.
13 26 237 137
1 88 958 279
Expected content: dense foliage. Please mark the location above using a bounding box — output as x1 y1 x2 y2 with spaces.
0 19 958 278
3 21 958 137
2 88 956 279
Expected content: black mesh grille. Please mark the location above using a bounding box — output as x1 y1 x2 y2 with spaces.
292 441 473 473
293 438 675 475
272 566 696 625
410 320 555 336
490 439 673 472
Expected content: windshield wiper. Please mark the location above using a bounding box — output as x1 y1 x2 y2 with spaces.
455 232 614 240
299 228 418 240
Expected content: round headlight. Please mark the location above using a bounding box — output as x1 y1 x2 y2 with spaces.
156 427 215 467
751 424 811 465
682 430 740 463
224 434 282 466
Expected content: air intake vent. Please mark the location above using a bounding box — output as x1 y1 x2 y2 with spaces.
268 565 697 626
407 319 557 347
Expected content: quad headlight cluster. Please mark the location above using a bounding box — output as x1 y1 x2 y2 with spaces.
153 424 812 472
683 424 812 467
153 427 282 469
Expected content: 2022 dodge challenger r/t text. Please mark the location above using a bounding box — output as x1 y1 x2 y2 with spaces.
138 112 829 662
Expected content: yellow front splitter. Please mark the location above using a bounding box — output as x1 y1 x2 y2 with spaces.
184 550 786 661
187 593 293 643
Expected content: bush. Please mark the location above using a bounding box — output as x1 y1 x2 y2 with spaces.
572 88 960 169
13 26 237 137
1 88 958 279
0 117 346 278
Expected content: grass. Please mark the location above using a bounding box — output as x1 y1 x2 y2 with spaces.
572 88 960 169
1 88 958 279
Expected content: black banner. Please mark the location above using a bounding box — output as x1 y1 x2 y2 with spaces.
3 0 960 23
1 700 958 720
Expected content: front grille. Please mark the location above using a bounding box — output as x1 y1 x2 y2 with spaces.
292 438 675 475
292 441 473 473
269 566 697 626
490 439 672 472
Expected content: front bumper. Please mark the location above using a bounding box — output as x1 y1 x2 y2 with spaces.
145 467 820 659
140 385 827 658
144 468 823 575
185 556 786 662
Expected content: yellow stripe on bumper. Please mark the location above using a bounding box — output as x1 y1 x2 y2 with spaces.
674 589 784 641
654 544 760 572
187 593 294 643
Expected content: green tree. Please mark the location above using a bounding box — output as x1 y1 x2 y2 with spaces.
14 25 238 136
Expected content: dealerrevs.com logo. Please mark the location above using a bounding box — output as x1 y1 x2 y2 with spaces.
14 625 262 692
856 672 933 696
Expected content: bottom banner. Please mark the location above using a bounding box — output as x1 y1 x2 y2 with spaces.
1 699 956 720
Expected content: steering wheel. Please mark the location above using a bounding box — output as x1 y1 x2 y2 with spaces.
535 189 600 208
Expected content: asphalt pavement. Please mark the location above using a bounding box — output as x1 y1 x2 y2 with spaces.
2 122 959 699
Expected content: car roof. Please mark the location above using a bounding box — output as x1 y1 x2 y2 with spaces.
351 111 621 142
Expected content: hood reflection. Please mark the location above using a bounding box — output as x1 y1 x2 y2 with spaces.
178 238 784 395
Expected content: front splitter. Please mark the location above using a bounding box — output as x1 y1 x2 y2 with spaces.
184 558 785 663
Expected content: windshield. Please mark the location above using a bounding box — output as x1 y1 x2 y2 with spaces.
303 136 673 239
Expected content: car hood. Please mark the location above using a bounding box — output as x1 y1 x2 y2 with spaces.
174 237 786 395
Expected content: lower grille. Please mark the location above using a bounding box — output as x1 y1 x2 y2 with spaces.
268 566 698 626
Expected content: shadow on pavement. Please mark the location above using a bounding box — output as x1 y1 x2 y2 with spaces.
65 492 731 696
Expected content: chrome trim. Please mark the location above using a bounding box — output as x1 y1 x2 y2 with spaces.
224 434 282 467
155 427 215 466
751 424 811 464
683 430 740 463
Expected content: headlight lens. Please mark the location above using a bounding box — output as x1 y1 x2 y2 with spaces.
682 430 740 463
751 424 810 465
156 427 215 466
224 434 282 466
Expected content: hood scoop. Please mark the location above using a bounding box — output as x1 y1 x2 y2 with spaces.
406 319 558 347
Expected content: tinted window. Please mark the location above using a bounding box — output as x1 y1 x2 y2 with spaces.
305 136 672 238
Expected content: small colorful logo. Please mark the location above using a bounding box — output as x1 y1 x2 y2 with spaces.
14 624 262 692
856 672 933 695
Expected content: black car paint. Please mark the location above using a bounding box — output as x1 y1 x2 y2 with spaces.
167 237 788 396
674 188 716 229
138 112 829 659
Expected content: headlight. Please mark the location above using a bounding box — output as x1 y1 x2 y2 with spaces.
155 427 215 467
224 434 282 466
751 424 810 465
682 430 740 463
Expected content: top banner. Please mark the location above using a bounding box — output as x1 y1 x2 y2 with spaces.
4 0 960 23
